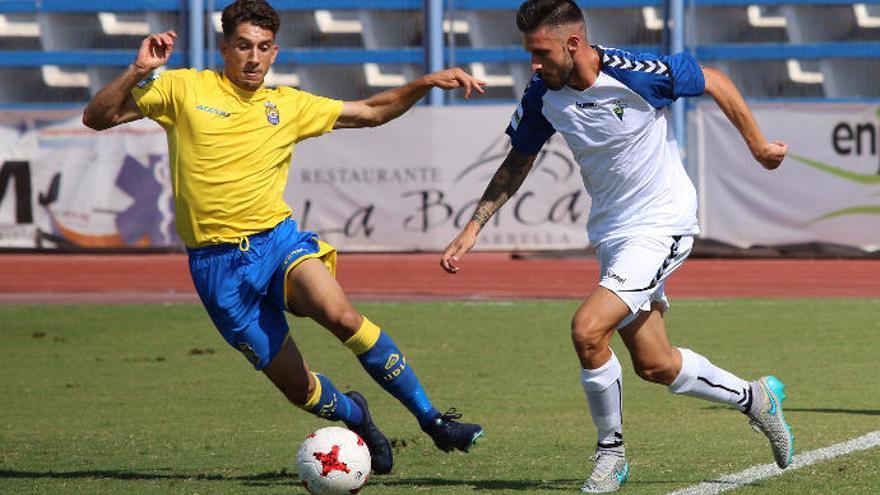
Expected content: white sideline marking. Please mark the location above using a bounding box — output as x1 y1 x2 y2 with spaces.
666 430 880 495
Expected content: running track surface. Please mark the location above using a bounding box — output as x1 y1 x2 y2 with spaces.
0 253 878 304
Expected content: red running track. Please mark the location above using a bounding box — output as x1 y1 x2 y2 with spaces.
0 253 878 304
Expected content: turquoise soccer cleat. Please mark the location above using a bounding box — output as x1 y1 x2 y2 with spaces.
747 376 795 469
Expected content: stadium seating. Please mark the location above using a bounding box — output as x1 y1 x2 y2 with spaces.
1 0 879 104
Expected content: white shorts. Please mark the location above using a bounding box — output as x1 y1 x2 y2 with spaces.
596 234 694 329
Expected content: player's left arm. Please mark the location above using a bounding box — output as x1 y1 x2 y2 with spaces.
702 66 787 170
334 67 486 129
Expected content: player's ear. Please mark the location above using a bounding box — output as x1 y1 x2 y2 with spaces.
566 33 579 54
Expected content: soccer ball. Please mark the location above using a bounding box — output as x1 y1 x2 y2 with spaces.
296 426 371 495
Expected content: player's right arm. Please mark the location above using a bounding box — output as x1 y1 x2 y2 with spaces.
82 31 177 130
702 66 786 170
440 149 538 274
441 73 553 273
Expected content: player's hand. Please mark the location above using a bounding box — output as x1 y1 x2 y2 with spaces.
440 226 479 274
753 140 787 170
424 68 486 99
133 31 177 75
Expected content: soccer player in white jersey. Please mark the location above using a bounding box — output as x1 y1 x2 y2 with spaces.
440 0 793 492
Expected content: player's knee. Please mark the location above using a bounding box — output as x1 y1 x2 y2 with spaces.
633 358 677 385
283 387 310 406
327 307 363 336
570 313 611 356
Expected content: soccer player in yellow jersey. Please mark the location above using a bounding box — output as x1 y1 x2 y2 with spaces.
82 0 485 475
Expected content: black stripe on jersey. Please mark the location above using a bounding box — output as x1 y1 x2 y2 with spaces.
618 235 682 293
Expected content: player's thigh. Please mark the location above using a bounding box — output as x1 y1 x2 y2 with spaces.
263 336 314 405
572 286 632 340
286 258 362 341
619 302 680 380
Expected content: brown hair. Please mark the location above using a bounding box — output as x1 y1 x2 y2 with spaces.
221 0 280 39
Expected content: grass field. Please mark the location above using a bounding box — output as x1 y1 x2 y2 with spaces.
1 299 879 494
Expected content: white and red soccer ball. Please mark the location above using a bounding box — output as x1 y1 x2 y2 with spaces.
296 426 371 495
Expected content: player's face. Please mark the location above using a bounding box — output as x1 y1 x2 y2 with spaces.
523 26 574 91
221 22 278 91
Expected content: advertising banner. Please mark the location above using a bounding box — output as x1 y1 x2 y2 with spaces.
290 106 590 251
4 104 878 252
0 107 591 251
0 110 176 249
694 103 880 251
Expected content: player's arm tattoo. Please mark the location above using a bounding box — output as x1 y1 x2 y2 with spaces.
471 149 537 227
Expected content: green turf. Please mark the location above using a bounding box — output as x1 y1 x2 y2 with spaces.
1 299 878 494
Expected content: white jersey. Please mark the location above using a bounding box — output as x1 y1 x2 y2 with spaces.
506 47 705 245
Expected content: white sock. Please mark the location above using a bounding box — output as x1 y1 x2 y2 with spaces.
581 349 624 449
668 348 752 411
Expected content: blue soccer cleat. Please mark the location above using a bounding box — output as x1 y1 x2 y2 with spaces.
344 391 394 474
747 376 795 469
422 408 484 452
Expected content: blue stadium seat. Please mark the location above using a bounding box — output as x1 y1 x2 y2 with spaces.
0 13 40 50
2 0 880 104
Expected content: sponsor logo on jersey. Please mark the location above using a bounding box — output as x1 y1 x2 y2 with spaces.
265 101 280 125
195 104 231 117
576 100 597 109
605 269 626 284
284 247 307 266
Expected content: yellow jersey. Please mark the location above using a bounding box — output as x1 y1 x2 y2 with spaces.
131 68 343 247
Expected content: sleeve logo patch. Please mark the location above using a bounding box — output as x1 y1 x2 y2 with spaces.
602 51 668 75
136 72 161 89
510 104 523 130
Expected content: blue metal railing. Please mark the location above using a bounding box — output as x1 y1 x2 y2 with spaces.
4 0 878 12
2 0 880 116
9 41 880 68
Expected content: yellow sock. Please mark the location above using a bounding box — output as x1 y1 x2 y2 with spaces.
343 316 381 356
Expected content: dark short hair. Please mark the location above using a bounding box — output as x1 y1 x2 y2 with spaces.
221 0 280 39
516 0 584 33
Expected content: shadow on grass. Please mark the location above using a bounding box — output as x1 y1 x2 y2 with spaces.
701 405 880 416
0 469 587 491
783 408 880 416
370 477 580 490
0 469 294 483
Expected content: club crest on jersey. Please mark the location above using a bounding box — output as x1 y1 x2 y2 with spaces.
612 100 626 121
264 101 280 125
